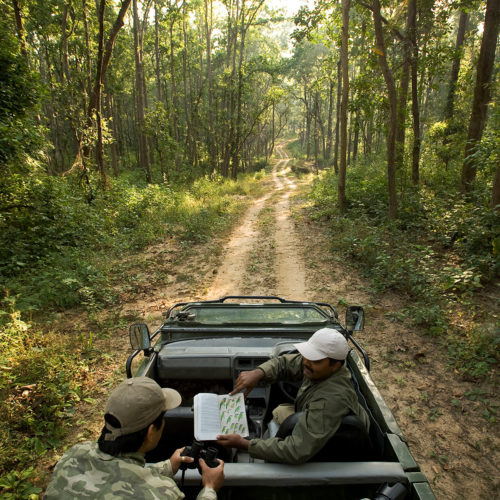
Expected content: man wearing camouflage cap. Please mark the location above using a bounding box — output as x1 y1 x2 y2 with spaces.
217 328 369 464
45 377 224 499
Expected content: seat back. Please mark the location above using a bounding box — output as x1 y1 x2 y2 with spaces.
276 411 375 462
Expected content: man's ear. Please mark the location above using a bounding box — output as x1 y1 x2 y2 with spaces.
138 424 157 453
330 359 342 372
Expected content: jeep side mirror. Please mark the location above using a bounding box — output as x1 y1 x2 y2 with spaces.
345 306 364 333
129 323 151 351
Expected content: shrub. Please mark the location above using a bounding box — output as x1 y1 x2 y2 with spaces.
0 297 94 495
307 158 497 379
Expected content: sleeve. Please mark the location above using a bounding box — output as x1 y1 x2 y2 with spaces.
257 353 304 383
248 396 347 464
196 487 218 500
147 458 174 477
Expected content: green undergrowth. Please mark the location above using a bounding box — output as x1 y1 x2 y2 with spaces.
0 171 264 315
0 297 102 498
0 169 266 497
308 160 499 382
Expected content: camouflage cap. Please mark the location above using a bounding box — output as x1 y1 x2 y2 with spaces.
104 377 181 441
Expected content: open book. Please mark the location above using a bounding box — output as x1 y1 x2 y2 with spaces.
194 392 249 441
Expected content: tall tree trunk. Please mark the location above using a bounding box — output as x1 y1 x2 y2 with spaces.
372 0 398 218
61 4 71 83
11 0 28 61
395 0 414 172
105 91 119 177
204 0 216 171
88 0 132 117
231 0 265 179
445 9 469 120
133 0 151 182
409 0 420 185
82 0 92 105
169 18 179 142
182 1 194 164
352 111 359 164
492 164 500 211
95 0 106 185
154 0 163 102
325 78 334 160
303 81 311 160
461 0 500 192
333 60 341 174
338 0 350 212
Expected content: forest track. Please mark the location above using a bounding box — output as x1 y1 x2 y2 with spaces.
206 143 307 299
52 145 499 500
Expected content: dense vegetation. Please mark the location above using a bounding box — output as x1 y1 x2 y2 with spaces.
0 0 498 496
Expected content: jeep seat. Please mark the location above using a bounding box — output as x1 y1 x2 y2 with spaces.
276 411 374 462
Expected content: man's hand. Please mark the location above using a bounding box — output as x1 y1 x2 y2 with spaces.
200 458 224 492
216 434 250 450
169 447 194 475
230 368 264 397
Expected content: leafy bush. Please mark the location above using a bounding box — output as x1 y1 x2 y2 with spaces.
308 159 498 379
1 170 263 314
0 297 94 496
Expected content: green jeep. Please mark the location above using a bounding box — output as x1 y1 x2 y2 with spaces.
127 295 436 500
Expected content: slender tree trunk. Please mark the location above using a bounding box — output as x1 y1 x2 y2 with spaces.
461 0 500 192
82 0 92 105
333 60 341 174
492 164 500 210
169 19 179 142
105 92 119 177
204 0 216 171
95 0 106 185
61 5 71 82
395 53 410 171
445 9 469 120
372 0 398 218
133 0 151 182
338 0 350 212
325 79 334 160
304 82 311 160
88 0 132 117
154 0 163 102
12 0 28 60
409 0 420 185
352 112 359 164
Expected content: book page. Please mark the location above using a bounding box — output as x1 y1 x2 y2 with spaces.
194 393 222 441
217 393 249 437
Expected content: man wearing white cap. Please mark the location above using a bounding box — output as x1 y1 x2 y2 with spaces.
45 377 224 499
217 328 369 464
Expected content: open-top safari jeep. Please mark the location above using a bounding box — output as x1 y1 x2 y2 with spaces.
127 296 436 500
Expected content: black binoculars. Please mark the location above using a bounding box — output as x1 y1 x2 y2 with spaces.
180 440 219 472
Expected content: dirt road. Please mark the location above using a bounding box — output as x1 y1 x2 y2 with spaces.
70 147 499 499
207 143 307 298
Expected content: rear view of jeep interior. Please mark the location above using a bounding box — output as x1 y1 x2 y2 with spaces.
128 297 434 500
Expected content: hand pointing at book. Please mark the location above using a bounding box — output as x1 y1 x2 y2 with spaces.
230 368 265 397
216 433 250 450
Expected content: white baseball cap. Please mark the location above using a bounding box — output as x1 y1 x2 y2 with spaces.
294 328 350 361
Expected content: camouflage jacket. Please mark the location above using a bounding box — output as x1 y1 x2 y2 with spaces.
248 353 370 464
44 441 217 500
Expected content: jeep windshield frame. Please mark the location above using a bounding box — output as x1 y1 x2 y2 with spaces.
165 297 338 328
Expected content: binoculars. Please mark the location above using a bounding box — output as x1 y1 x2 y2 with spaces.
180 440 219 472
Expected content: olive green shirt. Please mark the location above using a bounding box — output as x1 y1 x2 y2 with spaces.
248 353 370 464
44 441 216 500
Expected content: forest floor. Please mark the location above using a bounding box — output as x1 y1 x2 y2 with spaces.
44 145 499 499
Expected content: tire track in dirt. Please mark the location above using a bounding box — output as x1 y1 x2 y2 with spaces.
205 145 308 300
273 145 308 299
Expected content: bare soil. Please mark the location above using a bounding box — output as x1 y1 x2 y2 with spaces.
46 146 499 499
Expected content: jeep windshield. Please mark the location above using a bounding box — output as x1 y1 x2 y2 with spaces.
167 302 335 326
